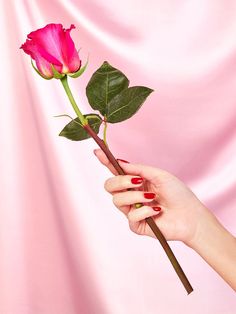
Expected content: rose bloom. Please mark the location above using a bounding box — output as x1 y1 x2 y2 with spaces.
20 23 81 78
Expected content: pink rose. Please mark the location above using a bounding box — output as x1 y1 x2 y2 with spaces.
20 23 81 79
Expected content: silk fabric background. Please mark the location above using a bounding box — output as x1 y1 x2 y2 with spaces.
0 0 236 313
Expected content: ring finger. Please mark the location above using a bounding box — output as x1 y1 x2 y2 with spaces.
113 190 157 208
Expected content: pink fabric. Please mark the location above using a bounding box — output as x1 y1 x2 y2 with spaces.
0 0 236 313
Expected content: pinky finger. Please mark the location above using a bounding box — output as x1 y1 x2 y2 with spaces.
127 205 162 223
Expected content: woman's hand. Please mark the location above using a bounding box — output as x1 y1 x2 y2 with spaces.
93 148 209 247
94 148 236 291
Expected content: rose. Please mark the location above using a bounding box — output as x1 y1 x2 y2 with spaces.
20 23 193 294
20 23 81 79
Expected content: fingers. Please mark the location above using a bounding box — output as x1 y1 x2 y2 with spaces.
104 175 144 193
94 148 170 184
127 205 162 222
112 190 156 207
116 159 169 184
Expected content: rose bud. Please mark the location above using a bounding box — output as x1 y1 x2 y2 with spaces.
20 23 85 80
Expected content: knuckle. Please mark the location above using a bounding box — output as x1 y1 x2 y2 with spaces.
128 221 139 234
103 178 111 192
112 195 119 207
116 175 124 187
127 211 134 222
143 206 151 215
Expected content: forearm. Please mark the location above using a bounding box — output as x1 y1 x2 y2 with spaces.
188 206 236 291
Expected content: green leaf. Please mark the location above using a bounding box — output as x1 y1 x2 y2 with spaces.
68 56 89 78
86 61 129 116
59 114 102 141
106 86 154 123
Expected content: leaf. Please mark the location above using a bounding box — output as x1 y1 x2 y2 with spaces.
86 61 129 116
106 86 154 123
59 114 102 141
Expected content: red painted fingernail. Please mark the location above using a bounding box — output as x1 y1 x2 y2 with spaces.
144 192 156 199
117 158 130 163
152 206 162 212
131 177 143 184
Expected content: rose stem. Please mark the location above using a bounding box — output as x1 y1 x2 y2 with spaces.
60 76 88 126
84 123 193 295
60 76 193 295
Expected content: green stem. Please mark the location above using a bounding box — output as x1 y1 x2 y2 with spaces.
103 116 108 148
60 76 88 125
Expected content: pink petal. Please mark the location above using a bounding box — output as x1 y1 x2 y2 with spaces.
20 39 54 78
21 23 81 75
28 24 65 68
59 24 81 73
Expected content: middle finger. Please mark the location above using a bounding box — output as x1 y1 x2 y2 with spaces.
104 175 144 193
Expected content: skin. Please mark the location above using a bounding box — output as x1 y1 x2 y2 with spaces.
94 148 236 292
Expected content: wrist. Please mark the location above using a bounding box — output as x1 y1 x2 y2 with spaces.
184 204 222 250
184 204 236 291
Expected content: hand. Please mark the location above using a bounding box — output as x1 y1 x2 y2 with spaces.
94 148 210 247
94 148 236 291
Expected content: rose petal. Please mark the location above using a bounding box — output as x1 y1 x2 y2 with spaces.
21 23 81 76
28 24 65 67
59 24 81 73
21 39 54 78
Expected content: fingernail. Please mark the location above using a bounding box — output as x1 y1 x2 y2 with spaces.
117 158 130 163
152 206 162 212
131 177 143 184
144 192 156 199
93 149 98 156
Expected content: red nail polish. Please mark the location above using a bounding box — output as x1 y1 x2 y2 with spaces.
144 192 156 199
131 177 143 184
152 206 161 212
117 158 129 163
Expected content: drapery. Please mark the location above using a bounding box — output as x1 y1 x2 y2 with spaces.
0 0 236 313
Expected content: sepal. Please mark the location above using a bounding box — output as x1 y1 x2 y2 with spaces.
68 55 89 78
51 64 66 79
31 59 52 80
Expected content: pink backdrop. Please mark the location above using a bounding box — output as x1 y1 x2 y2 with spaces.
0 0 236 313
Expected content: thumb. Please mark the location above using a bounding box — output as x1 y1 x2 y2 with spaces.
93 148 119 175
